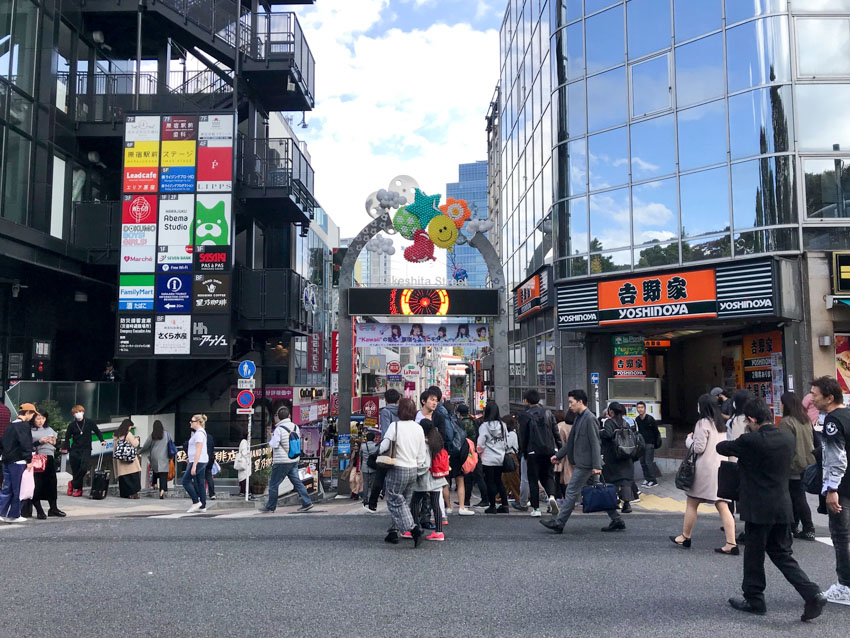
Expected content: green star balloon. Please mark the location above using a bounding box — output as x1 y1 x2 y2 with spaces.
393 206 421 239
406 188 442 228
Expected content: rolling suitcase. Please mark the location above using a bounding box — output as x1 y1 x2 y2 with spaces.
90 454 111 500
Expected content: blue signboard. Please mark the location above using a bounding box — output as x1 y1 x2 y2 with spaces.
159 166 196 192
337 434 351 455
590 372 600 385
155 274 191 312
238 360 256 378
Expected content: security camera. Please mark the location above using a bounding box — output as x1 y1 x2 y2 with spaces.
11 282 21 298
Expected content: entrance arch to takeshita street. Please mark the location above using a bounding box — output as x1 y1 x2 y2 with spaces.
337 176 508 434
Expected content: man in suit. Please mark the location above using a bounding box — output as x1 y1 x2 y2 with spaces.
717 398 826 622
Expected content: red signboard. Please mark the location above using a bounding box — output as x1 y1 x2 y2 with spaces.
121 195 157 225
331 331 339 373
307 332 323 374
330 394 339 416
387 361 402 375
196 144 233 184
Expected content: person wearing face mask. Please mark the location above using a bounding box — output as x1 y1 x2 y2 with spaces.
61 405 105 497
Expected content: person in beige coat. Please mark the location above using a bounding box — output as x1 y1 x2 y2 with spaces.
552 410 574 498
670 394 738 554
113 418 141 499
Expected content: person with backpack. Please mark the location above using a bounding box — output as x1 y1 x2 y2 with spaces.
600 402 639 514
359 431 379 506
425 386 474 517
113 418 142 499
778 392 816 542
408 419 448 541
477 402 510 514
458 403 488 508
259 407 313 513
518 389 561 517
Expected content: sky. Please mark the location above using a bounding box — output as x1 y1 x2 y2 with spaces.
293 0 503 258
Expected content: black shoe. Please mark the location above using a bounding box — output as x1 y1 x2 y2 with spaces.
297 504 314 513
384 531 399 544
209 495 216 500
473 500 488 508
421 521 435 530
411 525 424 548
793 529 817 541
47 509 66 518
715 544 739 555
728 597 766 616
540 518 564 534
736 532 747 544
601 519 626 532
484 506 497 514
802 593 827 622
620 503 632 513
510 502 528 512
670 535 692 548
496 505 510 513
36 511 47 520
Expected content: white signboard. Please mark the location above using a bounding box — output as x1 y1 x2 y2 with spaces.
402 364 419 381
124 115 161 142
158 194 194 246
154 315 191 355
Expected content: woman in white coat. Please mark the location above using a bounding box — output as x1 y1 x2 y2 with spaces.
235 425 253 499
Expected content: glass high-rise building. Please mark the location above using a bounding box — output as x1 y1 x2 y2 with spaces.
498 0 850 426
446 161 489 287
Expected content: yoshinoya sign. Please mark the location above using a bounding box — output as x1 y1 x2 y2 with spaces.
557 260 777 329
515 266 552 322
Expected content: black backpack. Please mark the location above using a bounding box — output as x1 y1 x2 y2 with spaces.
614 425 645 461
526 407 557 455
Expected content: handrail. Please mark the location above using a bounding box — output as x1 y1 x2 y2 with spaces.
5 381 136 424
236 135 315 198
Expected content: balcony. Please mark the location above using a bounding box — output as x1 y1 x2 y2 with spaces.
80 1 314 112
234 266 315 334
236 136 317 224
70 201 122 265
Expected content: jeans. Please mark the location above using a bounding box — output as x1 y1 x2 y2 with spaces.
182 462 207 507
360 470 376 504
525 454 556 509
0 463 26 519
743 522 821 608
265 462 312 511
204 465 216 497
640 446 656 482
519 457 529 506
788 479 813 532
367 466 388 509
828 493 850 587
483 465 507 509
554 466 620 527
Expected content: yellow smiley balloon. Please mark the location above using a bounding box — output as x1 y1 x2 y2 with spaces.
427 214 459 249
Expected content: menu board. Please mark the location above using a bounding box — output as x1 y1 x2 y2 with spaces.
743 331 784 422
116 113 234 359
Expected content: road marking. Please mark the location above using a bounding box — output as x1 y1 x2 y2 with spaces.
633 494 718 514
817 537 834 547
213 511 262 519
149 513 196 519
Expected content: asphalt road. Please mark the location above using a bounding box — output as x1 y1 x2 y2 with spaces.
1 510 847 637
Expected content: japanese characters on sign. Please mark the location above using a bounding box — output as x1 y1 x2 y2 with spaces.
116 113 234 359
612 335 647 377
743 331 784 421
515 266 552 322
307 332 324 374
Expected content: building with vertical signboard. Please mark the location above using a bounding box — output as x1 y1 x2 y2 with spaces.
494 0 850 433
0 1 339 451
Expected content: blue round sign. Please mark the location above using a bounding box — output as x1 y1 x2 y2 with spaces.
236 390 255 408
238 360 256 379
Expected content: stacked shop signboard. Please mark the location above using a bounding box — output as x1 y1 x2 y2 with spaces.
116 113 234 359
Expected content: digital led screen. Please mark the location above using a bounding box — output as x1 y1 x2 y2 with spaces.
348 288 500 317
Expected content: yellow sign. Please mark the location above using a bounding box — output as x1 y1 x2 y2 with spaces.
123 141 159 167
834 252 850 295
160 140 196 167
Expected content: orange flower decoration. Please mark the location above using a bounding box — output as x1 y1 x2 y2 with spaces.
439 198 472 229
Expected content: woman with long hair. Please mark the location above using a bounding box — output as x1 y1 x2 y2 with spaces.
600 402 636 515
409 419 448 541
235 424 253 499
29 410 64 518
477 401 510 514
379 398 428 547
670 394 737 554
779 391 816 541
113 418 141 499
552 409 574 499
141 419 173 499
728 390 754 442
501 415 521 504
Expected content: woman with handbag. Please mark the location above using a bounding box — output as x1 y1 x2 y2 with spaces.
141 420 173 499
778 392 816 541
409 419 448 541
26 410 64 519
113 419 142 499
234 426 253 499
378 398 428 547
670 394 737 554
501 415 521 504
477 401 510 514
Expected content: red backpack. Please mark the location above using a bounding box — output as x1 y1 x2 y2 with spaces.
431 449 450 477
461 438 478 474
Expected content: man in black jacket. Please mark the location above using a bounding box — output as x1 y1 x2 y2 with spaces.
518 389 561 517
62 405 105 497
0 403 37 523
635 401 660 488
716 398 826 622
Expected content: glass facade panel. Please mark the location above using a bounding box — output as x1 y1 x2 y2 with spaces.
568 138 587 195
796 19 850 76
627 0 671 59
590 186 630 250
567 80 586 137
591 249 632 273
728 85 793 159
680 167 730 236
796 84 850 151
587 0 621 15
630 114 675 180
632 178 678 245
635 241 679 268
792 0 850 10
2 129 30 224
587 66 627 131
586 6 625 74
10 0 38 94
8 89 32 132
726 17 791 92
677 100 727 170
726 0 785 25
631 54 670 116
682 234 732 262
675 34 724 107
588 126 628 190
0 3 10 77
803 158 850 218
566 196 589 254
565 255 590 277
566 22 585 79
803 226 850 250
674 0 722 42
731 155 797 229
734 227 799 254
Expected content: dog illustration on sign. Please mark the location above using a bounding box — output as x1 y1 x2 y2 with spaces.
194 200 229 246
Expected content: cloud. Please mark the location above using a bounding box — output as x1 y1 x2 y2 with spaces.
294 2 500 241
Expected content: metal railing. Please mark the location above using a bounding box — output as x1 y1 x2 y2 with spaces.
157 0 252 53
234 266 314 331
5 381 136 424
250 12 315 104
236 136 315 197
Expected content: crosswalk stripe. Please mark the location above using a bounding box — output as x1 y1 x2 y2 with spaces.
816 537 834 547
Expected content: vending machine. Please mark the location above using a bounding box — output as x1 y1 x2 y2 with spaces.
607 377 662 421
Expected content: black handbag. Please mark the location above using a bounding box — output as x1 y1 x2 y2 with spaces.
501 424 517 472
803 462 822 495
674 445 698 491
717 460 740 501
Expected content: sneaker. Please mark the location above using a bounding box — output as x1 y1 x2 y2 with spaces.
441 518 449 526
472 500 488 508
198 507 207 513
458 508 474 516
297 503 314 513
631 496 640 504
510 502 529 512
187 503 202 513
548 496 559 517
209 495 217 500
530 509 542 517
793 529 816 541
640 480 649 487
257 508 275 513
6 517 28 524
400 531 413 539
824 583 850 605
426 532 445 542
421 521 435 530
644 481 658 488
445 507 453 514
621 502 632 513
363 504 377 513
484 506 497 514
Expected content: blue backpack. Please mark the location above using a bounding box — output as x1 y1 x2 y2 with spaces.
281 425 301 459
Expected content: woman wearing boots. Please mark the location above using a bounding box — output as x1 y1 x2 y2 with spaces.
28 410 65 519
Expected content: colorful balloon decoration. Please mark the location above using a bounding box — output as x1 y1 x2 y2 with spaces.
403 230 437 263
393 206 420 240
427 214 459 250
440 198 472 229
406 188 443 228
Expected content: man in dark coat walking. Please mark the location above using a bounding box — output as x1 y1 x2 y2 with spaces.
716 398 826 622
